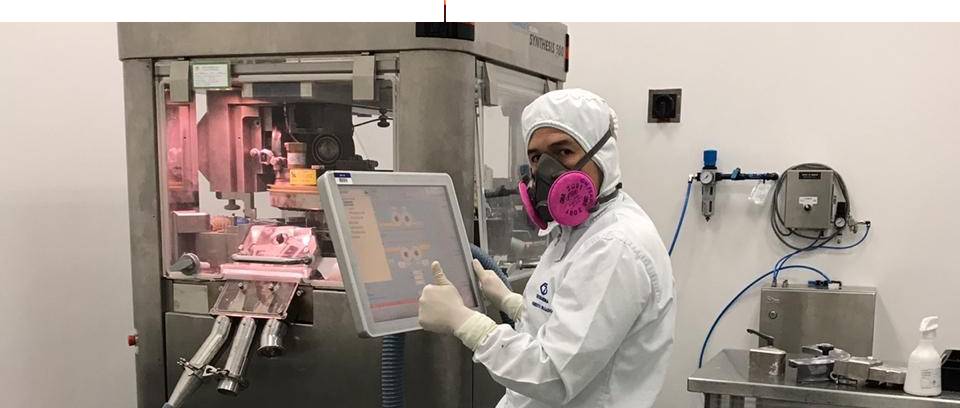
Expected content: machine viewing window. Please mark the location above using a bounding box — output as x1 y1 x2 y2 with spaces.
157 56 397 282
478 62 553 266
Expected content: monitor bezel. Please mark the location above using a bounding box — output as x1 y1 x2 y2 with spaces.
318 170 486 338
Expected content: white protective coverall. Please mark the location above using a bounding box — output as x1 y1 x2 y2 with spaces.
475 89 676 408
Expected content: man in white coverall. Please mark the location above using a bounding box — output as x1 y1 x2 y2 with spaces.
418 88 676 408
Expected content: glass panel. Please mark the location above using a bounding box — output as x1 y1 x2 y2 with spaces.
479 63 549 266
155 57 396 285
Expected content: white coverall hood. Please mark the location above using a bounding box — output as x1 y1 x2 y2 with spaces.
521 88 622 198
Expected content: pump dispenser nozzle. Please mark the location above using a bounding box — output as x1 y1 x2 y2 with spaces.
920 316 939 340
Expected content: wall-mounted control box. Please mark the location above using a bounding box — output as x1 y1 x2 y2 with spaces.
783 169 838 230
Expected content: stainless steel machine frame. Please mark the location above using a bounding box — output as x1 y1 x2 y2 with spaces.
120 22 567 408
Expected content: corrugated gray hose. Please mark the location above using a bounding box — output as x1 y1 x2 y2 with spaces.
380 333 405 408
469 244 515 327
380 244 514 408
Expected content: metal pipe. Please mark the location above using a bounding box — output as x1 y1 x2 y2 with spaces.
257 319 287 358
166 315 232 408
217 316 257 395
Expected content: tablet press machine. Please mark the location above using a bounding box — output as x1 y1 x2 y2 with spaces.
118 22 567 408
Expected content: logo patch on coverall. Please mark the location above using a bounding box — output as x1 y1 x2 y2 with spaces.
533 282 552 313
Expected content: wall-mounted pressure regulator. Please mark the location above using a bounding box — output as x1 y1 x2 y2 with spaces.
695 149 779 221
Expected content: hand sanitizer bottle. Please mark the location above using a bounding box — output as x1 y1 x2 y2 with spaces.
905 316 942 397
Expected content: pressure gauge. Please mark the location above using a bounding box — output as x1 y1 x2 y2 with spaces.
699 171 715 184
834 217 847 229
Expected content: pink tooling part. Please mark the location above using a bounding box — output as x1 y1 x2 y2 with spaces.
220 225 318 281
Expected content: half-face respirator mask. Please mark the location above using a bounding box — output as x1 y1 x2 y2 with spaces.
518 127 620 230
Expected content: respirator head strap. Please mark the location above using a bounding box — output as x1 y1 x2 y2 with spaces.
593 182 622 210
572 126 615 170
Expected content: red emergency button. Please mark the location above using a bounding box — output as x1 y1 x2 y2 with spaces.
127 335 138 346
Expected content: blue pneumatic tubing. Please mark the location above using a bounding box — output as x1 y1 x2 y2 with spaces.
771 225 871 282
697 265 830 368
699 226 870 367
668 181 694 256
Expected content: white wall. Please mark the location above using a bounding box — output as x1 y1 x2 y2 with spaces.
4 22 960 408
0 23 135 407
564 23 960 407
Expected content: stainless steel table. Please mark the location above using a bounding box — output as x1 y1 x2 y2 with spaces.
688 349 960 408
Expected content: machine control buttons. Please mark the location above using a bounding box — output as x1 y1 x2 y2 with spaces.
128 334 138 347
768 310 778 320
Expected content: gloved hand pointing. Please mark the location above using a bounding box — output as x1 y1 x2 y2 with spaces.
418 261 498 350
472 259 523 321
